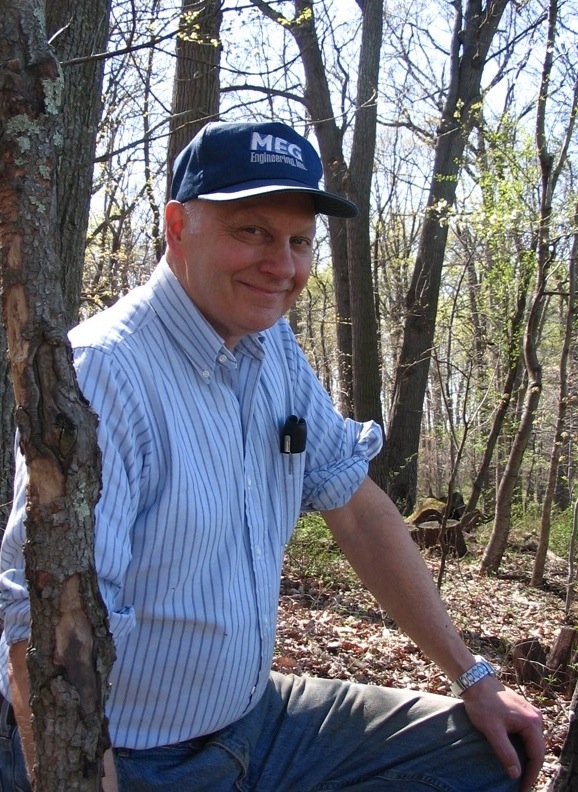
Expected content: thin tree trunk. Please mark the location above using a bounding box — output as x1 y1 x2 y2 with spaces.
165 0 223 201
0 3 114 788
46 0 112 325
345 0 387 488
532 203 578 586
250 0 354 416
481 379 543 572
385 0 510 514
482 0 574 573
144 0 164 262
549 675 578 791
463 286 528 518
290 0 354 417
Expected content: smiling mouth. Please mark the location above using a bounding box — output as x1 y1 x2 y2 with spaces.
242 282 290 296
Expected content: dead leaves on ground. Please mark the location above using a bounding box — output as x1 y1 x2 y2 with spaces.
274 549 574 790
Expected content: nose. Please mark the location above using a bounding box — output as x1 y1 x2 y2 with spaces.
260 239 297 280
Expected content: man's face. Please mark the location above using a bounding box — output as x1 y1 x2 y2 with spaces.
165 193 316 349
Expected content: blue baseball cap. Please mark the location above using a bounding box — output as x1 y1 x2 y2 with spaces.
170 121 358 218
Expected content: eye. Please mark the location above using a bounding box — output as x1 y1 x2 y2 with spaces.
291 236 312 249
241 226 264 237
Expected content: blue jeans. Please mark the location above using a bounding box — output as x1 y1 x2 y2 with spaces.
0 674 521 791
114 673 521 791
0 695 29 792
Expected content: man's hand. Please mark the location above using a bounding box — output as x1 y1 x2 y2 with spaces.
461 676 544 792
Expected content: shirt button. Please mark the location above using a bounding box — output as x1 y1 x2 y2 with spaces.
246 476 252 487
201 370 210 379
218 354 227 364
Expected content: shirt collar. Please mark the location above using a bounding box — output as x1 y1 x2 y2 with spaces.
146 258 264 380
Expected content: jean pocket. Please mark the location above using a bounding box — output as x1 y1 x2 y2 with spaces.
114 740 245 792
0 732 31 792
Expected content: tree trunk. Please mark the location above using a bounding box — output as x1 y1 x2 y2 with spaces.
345 0 387 488
0 329 14 536
288 0 354 417
251 0 389 441
532 201 577 586
384 0 510 514
0 0 110 536
250 0 355 416
482 0 570 573
463 289 527 519
481 327 543 572
165 0 223 201
45 0 112 325
549 679 578 791
0 3 114 789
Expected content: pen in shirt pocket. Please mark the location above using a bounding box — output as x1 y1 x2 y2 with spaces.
280 415 307 474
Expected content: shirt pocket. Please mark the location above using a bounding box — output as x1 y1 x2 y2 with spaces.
278 449 306 544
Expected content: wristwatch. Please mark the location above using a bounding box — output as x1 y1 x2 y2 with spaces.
450 655 496 697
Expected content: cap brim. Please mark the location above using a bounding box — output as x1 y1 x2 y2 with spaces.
197 183 358 219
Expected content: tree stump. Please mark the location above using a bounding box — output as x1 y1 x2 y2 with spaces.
546 626 578 695
512 638 548 686
512 628 578 695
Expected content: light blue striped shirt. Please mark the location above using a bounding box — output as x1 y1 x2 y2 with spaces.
0 257 382 749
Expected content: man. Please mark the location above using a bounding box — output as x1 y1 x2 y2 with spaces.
0 121 543 791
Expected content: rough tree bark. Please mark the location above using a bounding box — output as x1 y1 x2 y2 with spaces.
1 0 111 537
0 2 115 789
0 334 14 534
384 0 510 514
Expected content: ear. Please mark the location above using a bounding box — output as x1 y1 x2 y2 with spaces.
165 200 186 258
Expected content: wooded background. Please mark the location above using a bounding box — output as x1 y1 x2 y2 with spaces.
0 0 577 787
7 0 576 569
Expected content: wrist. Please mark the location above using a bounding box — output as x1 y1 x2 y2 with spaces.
450 654 496 697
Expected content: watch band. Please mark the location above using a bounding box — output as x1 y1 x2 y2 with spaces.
450 655 496 697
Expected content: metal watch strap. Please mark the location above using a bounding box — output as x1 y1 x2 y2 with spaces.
450 655 496 697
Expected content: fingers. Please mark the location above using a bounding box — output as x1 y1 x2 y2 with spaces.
518 718 547 792
462 680 545 791
482 714 544 792
482 724 522 783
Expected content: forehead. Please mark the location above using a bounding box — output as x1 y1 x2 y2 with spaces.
199 192 317 225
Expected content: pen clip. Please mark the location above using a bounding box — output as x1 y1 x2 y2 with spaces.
280 415 307 454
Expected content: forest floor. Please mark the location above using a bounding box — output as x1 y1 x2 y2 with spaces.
273 533 575 791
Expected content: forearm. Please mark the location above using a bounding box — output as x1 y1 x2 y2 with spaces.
103 748 119 791
8 640 35 782
323 477 544 790
322 478 475 680
8 640 118 792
